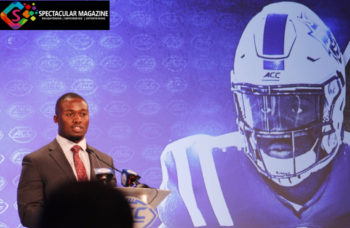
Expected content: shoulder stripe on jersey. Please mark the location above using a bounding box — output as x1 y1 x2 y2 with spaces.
172 138 206 226
160 133 242 226
196 138 234 226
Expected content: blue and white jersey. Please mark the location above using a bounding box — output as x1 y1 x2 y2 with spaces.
158 132 350 228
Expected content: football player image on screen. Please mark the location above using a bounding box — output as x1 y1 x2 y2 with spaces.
158 2 350 228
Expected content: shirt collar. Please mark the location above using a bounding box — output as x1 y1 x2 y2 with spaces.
56 134 87 152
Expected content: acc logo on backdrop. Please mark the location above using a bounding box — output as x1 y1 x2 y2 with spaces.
127 197 157 228
4 57 31 73
162 55 187 72
165 76 188 93
129 11 152 27
70 55 95 73
85 100 98 116
104 101 130 117
0 154 5 165
108 123 132 140
8 103 34 120
5 79 33 97
110 145 134 163
67 32 94 51
133 55 156 73
100 35 123 49
191 35 213 51
13 201 18 211
39 79 65 95
159 12 183 28
109 11 123 28
141 145 162 161
191 12 212 27
1 1 38 29
5 33 28 50
100 55 126 72
131 33 155 51
40 102 55 118
103 78 128 95
138 123 163 139
36 33 60 50
71 78 97 95
37 55 63 72
162 33 184 50
137 100 161 116
167 99 190 116
193 55 217 71
8 126 37 143
12 175 20 187
11 148 31 165
134 78 160 95
0 177 6 192
0 199 8 215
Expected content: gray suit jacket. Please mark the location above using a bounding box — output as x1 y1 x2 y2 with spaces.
17 139 117 228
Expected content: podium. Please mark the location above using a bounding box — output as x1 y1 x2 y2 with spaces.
118 187 170 228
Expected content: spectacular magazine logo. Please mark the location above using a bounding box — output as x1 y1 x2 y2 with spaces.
1 1 38 29
0 1 110 30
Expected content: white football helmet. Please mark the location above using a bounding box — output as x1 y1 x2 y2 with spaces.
231 2 345 187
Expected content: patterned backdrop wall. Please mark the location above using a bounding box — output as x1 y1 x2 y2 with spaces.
0 0 349 227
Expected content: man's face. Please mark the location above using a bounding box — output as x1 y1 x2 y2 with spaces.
54 97 89 143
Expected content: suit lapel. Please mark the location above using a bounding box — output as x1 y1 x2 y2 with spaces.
47 141 109 182
88 145 98 182
48 140 76 182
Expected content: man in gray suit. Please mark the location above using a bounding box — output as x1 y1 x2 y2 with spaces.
17 92 117 228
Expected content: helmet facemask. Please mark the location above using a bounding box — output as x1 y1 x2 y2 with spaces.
232 74 344 187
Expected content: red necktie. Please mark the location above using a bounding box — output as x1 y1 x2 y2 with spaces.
71 145 88 182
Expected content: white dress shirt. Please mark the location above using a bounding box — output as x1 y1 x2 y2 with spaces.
56 134 91 180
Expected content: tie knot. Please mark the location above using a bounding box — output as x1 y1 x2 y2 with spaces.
71 145 81 154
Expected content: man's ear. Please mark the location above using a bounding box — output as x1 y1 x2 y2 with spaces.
54 115 58 123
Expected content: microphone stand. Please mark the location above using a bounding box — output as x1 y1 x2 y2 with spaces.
87 148 149 188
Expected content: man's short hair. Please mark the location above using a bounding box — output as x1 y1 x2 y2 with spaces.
55 92 87 115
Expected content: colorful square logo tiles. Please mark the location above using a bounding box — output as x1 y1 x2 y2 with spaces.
1 1 38 29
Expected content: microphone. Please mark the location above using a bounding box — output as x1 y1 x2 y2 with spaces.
94 167 114 184
86 148 149 188
121 169 148 188
86 148 121 185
